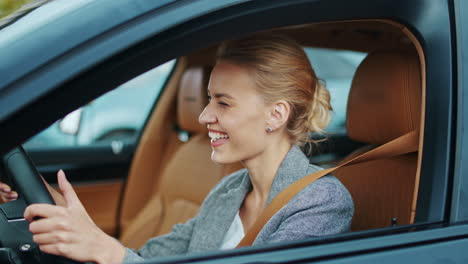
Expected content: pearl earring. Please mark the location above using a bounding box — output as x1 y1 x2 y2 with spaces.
266 127 273 133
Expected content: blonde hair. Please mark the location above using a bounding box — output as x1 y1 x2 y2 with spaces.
217 33 332 146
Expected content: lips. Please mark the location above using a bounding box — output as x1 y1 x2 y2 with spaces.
208 129 229 147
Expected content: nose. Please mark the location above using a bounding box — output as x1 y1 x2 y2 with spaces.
198 103 217 125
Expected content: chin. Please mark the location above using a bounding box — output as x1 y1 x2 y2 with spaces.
210 153 230 164
210 151 239 165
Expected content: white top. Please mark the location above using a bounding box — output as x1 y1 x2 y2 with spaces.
220 211 245 250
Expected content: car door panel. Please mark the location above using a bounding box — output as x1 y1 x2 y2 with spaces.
27 143 134 183
144 224 468 264
72 182 123 236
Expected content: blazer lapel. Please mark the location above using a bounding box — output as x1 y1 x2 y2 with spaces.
190 169 251 252
266 146 310 206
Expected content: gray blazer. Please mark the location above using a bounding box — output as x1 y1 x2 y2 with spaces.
124 146 354 263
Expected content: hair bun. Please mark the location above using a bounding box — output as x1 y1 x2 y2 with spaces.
307 80 332 135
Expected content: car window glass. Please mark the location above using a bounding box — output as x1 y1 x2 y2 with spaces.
23 60 175 149
304 48 367 134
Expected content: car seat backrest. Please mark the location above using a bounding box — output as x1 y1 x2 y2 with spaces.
346 51 421 145
119 63 243 248
177 67 210 134
334 50 422 231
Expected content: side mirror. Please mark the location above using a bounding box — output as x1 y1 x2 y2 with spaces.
59 108 83 135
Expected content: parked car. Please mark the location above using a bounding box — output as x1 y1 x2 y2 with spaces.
0 0 467 264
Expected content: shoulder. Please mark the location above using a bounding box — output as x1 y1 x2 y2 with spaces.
255 164 354 243
306 163 351 197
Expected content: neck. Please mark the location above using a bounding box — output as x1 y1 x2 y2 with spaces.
242 137 292 205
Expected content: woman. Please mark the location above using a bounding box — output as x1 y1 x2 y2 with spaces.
0 33 353 263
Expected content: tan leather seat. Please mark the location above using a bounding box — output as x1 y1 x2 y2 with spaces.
334 50 422 231
119 65 242 248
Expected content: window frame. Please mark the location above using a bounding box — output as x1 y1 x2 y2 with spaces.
12 0 449 226
451 0 468 223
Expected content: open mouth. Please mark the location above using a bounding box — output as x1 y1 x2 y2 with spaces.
208 131 230 146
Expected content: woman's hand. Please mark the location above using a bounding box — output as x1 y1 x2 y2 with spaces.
0 176 66 206
0 181 18 202
24 170 126 264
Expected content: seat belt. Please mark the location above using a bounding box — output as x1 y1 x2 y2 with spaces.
237 129 419 247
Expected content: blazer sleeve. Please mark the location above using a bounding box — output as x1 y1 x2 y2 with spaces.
264 176 354 244
123 215 198 263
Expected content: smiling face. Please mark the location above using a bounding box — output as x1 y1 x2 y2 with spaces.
198 61 271 164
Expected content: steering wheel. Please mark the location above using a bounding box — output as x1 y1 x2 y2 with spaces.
0 147 82 264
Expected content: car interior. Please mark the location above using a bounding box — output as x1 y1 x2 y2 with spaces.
1 19 425 251
115 20 424 249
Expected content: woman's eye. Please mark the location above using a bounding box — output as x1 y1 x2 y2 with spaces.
207 95 211 101
218 101 229 107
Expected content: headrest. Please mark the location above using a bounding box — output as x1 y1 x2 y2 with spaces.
177 67 210 134
346 51 421 144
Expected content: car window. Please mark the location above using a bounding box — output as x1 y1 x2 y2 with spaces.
23 60 175 149
304 48 367 134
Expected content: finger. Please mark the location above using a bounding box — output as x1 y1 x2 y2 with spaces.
4 190 17 195
0 190 15 201
24 204 66 222
33 231 73 245
38 243 70 257
57 170 80 208
6 192 18 200
0 183 11 192
29 217 72 234
2 196 18 203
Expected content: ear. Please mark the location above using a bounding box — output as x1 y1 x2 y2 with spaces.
266 100 290 131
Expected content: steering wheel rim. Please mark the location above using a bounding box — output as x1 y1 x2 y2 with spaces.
0 147 83 264
3 147 54 205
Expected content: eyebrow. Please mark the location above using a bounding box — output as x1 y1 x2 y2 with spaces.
211 93 235 100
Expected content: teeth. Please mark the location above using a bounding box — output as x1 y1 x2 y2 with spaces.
209 131 229 142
